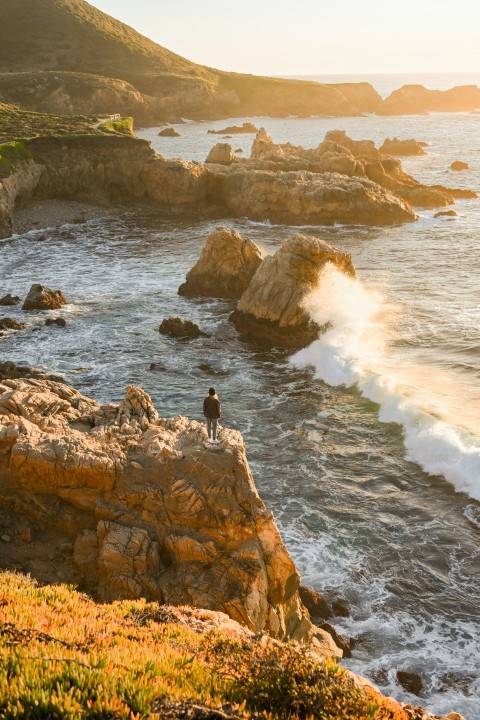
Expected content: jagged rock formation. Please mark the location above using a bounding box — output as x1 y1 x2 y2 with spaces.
379 137 427 156
205 143 236 165
248 128 475 209
159 317 208 338
0 318 27 335
230 234 355 348
0 375 340 657
22 283 67 310
178 226 263 299
378 84 480 115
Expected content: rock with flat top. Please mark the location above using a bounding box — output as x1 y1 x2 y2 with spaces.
22 284 67 311
230 234 355 348
178 226 262 299
0 376 341 655
205 143 236 165
208 122 258 135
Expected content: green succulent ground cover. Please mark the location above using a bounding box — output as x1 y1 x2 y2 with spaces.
0 572 410 720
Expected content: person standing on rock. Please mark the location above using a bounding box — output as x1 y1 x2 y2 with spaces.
203 387 221 443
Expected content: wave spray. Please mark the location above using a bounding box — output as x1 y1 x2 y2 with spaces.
291 265 480 501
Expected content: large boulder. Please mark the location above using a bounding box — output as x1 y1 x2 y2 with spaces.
22 284 67 311
159 317 208 338
0 377 340 656
380 137 427 156
178 226 263 299
205 143 236 165
230 234 355 348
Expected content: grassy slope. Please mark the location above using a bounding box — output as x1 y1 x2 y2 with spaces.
0 572 409 720
0 106 133 144
0 0 359 116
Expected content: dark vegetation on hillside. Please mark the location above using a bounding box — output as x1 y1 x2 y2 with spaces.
0 0 381 122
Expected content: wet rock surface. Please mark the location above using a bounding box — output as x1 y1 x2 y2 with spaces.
0 294 20 306
22 283 67 310
159 317 209 338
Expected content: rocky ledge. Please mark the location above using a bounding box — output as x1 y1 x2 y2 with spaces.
0 372 340 657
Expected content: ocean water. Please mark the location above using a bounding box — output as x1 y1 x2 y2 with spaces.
2 112 480 718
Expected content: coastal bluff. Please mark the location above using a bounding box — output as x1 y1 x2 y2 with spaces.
0 367 339 656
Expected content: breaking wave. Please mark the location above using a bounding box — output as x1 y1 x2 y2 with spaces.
291 265 480 501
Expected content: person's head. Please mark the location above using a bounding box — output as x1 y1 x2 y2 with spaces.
208 387 216 396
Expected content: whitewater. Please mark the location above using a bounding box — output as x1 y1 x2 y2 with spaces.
292 265 480 501
1 107 479 717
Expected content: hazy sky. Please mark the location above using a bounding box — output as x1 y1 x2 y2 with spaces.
89 0 480 75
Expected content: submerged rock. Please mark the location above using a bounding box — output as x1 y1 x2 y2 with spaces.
178 226 262 299
396 670 423 696
434 210 458 218
159 317 209 338
0 317 27 334
205 142 236 165
0 294 20 306
22 284 67 311
0 377 340 656
230 234 355 348
45 317 67 327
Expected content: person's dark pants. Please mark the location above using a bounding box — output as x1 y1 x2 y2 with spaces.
207 418 218 441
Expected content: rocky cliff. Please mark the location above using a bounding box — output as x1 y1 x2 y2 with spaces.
378 84 480 115
0 369 340 657
0 131 422 238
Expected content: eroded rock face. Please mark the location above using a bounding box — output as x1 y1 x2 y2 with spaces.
247 128 471 210
230 234 355 348
22 284 67 311
178 226 263 299
0 378 339 655
205 142 236 165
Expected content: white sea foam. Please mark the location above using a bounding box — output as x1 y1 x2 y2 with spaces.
291 265 480 502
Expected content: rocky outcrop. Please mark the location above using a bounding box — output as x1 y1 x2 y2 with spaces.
0 318 27 335
230 234 355 348
0 294 20 306
208 123 259 134
22 284 67 311
379 137 427 156
378 84 480 115
451 161 469 171
208 166 417 225
178 226 263 299
159 317 208 338
247 128 474 210
0 377 340 656
158 128 180 137
45 317 66 327
434 210 457 218
0 158 43 238
205 143 236 165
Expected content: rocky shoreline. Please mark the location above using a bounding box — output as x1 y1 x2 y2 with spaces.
12 198 117 235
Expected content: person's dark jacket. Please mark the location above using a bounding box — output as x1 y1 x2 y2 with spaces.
203 395 221 420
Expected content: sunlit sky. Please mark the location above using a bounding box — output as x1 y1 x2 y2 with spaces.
89 0 480 75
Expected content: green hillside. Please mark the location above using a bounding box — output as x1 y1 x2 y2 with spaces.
0 0 381 122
